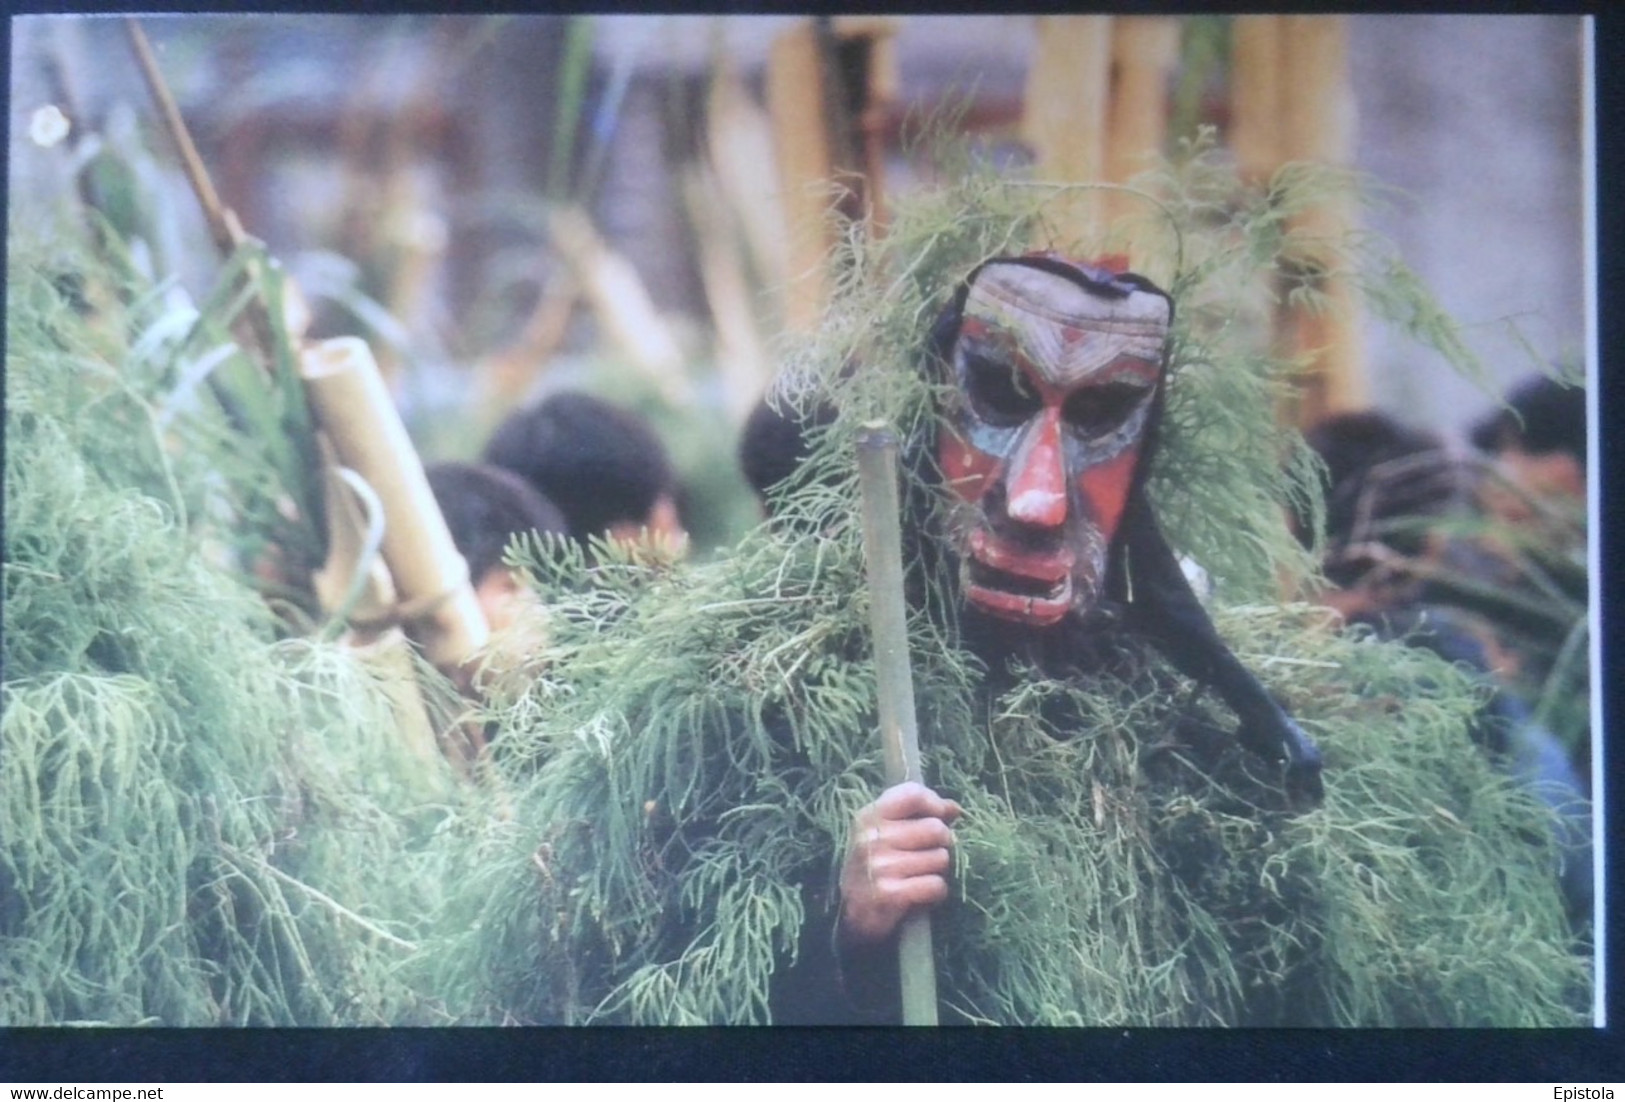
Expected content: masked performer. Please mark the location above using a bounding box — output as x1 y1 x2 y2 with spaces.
827 255 1324 1019
450 239 1588 1027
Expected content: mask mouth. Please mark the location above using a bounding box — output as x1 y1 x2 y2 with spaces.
962 528 1075 625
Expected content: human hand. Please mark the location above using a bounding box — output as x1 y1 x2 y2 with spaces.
838 781 963 945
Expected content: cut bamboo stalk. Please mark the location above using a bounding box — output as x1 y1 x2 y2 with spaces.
352 627 463 790
854 422 938 1027
300 336 490 674
767 20 838 334
1022 15 1114 249
127 17 484 774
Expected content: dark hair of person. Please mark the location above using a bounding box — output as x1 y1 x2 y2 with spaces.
1301 410 1465 585
481 391 676 543
425 461 569 584
1468 375 1587 465
738 390 840 509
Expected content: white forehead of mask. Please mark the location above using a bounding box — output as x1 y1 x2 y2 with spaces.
964 264 1170 388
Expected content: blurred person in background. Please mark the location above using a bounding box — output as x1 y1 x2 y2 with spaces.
482 391 689 558
1469 375 1587 542
1465 376 1590 773
1297 410 1591 929
737 379 840 518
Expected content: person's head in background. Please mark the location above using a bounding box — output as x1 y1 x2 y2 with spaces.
1469 375 1587 521
425 461 568 633
482 391 688 556
737 386 840 517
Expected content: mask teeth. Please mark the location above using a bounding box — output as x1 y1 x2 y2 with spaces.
964 555 1068 601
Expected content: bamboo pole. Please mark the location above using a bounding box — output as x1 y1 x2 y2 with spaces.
854 423 937 1026
300 337 490 675
767 20 837 334
1021 15 1114 249
124 19 240 256
310 441 398 636
1280 15 1365 423
125 18 299 360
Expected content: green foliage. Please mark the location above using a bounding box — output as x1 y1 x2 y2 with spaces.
3 129 1587 1029
3 238 473 1025
433 158 1589 1025
11 226 330 625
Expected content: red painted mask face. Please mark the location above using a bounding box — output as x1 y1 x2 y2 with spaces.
937 260 1171 627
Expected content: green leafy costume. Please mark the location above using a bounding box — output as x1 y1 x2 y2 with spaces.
1 146 1588 1028
436 157 1590 1026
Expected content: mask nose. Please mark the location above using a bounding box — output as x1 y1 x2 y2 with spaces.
1003 408 1068 529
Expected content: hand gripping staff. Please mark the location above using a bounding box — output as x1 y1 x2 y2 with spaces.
855 422 939 1026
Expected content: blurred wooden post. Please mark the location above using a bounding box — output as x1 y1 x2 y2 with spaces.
300 338 490 674
1022 15 1113 250
847 17 901 237
1281 15 1365 424
706 55 792 329
1104 17 1182 260
1229 14 1366 428
767 21 839 334
766 17 899 333
471 275 579 422
1230 15 1284 187
547 207 691 406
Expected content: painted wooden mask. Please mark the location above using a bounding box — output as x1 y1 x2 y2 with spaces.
937 256 1173 627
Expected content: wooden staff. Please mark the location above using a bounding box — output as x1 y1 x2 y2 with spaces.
125 18 238 255
854 422 937 1026
125 18 294 362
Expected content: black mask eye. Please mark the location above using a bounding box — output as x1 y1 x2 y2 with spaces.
964 351 1041 426
1062 381 1150 438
